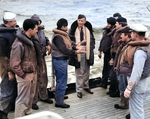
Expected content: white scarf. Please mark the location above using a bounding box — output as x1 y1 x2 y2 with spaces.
75 25 90 62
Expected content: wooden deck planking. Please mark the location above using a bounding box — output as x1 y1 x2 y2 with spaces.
8 87 150 119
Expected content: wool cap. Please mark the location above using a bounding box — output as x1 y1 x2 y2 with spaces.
116 17 127 23
31 14 42 24
3 12 16 21
130 24 148 32
120 27 131 33
107 17 116 25
113 13 122 19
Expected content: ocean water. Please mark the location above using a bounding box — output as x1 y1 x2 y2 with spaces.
0 0 150 85
0 0 150 30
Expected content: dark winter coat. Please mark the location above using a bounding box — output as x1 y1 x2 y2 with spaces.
98 27 113 53
0 25 17 78
69 20 95 68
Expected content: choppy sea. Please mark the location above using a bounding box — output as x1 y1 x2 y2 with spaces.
0 0 150 85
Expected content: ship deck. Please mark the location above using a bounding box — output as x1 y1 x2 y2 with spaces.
8 86 150 119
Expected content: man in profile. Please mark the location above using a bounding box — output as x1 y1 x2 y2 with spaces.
10 19 38 118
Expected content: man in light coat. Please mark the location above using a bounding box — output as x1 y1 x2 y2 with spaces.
124 24 150 119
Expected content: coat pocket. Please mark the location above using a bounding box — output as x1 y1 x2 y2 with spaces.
119 64 132 76
21 61 34 73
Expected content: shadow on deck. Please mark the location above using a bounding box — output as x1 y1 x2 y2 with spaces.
8 78 150 119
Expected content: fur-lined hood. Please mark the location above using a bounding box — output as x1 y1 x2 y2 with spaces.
16 30 34 47
69 20 94 40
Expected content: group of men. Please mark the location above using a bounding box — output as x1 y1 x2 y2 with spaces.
0 11 150 119
98 13 150 119
0 12 95 119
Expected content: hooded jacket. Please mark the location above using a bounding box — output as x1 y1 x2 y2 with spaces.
0 25 17 78
31 14 50 56
10 30 37 78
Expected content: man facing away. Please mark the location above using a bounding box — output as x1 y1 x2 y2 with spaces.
124 24 150 119
97 17 116 89
51 18 85 108
69 14 95 98
10 19 39 118
31 14 53 110
0 12 17 119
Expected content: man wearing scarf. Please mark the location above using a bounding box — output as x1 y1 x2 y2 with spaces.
69 14 95 98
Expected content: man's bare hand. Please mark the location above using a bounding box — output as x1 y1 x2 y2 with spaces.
124 88 131 99
109 58 114 65
76 42 81 50
75 46 86 54
8 71 15 81
98 51 101 58
46 45 51 55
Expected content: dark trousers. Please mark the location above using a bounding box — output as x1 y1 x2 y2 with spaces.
109 68 118 92
0 76 17 114
101 53 112 87
52 57 67 105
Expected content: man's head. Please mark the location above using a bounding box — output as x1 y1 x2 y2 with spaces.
31 14 42 25
23 19 38 38
113 13 122 19
115 17 127 29
120 27 131 42
3 12 17 28
57 18 68 31
130 24 148 41
77 14 86 28
107 17 116 29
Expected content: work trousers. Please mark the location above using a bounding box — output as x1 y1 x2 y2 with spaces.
15 73 37 118
129 89 148 119
0 76 17 114
117 74 128 94
75 54 90 92
52 57 67 105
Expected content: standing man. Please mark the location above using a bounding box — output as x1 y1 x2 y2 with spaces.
51 18 85 108
10 19 38 118
113 27 132 109
0 12 17 119
107 17 128 97
31 14 53 110
69 14 95 98
97 17 116 89
124 24 150 119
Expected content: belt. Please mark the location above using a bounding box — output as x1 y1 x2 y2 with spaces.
53 56 68 60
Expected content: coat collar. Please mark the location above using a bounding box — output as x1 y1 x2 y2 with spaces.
16 30 34 46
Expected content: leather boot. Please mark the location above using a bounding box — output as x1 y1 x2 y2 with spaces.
0 111 8 119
